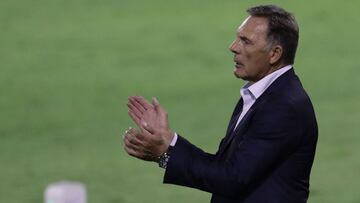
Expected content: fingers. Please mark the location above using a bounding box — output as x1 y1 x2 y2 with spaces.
127 101 143 120
123 128 146 157
127 96 157 124
122 127 157 161
124 144 140 157
128 97 147 114
128 110 141 126
124 130 140 150
128 128 146 144
126 95 169 134
124 143 154 161
132 96 153 111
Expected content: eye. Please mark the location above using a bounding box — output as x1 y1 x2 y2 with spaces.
240 37 251 45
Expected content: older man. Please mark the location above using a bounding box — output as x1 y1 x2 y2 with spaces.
124 5 318 203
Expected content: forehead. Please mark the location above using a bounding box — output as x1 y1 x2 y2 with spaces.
236 16 269 39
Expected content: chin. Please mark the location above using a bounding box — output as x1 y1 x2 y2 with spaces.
233 73 241 78
233 70 245 79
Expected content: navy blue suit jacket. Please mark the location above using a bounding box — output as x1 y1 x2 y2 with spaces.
163 69 318 203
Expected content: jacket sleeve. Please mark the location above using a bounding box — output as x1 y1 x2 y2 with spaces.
163 98 302 198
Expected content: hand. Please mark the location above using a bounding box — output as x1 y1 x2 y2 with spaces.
123 127 171 161
127 96 160 132
125 96 174 158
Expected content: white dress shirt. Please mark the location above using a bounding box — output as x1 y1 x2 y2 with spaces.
234 65 293 130
171 65 293 146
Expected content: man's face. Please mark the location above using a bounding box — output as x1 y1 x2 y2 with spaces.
229 16 273 82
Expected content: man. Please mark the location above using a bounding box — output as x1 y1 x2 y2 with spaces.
123 5 318 203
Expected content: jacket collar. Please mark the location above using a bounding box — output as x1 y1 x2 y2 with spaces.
219 68 297 154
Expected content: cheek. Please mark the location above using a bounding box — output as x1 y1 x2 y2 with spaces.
243 49 256 66
246 51 268 67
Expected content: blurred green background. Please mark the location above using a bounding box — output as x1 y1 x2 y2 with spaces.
1 0 359 202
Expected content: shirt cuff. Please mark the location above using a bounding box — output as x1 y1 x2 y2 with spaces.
170 132 178 147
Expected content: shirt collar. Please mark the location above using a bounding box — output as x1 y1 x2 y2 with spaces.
240 65 293 99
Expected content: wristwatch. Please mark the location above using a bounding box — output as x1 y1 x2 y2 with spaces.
158 147 173 169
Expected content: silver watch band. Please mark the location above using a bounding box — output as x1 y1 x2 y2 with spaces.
158 146 173 169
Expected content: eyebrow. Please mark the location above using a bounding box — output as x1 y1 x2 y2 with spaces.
239 35 252 43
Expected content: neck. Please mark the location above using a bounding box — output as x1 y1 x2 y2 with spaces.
269 63 287 74
250 63 288 83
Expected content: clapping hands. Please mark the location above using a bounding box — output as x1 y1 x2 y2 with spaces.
123 96 174 161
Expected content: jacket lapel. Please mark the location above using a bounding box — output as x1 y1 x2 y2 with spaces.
218 68 297 155
219 97 264 154
225 98 243 136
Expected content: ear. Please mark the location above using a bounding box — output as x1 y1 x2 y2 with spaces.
269 45 283 65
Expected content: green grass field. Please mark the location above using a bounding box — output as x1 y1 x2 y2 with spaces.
1 0 360 202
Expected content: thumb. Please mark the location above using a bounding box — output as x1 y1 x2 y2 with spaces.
152 97 161 113
152 97 167 118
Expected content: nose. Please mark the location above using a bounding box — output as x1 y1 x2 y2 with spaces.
229 39 239 54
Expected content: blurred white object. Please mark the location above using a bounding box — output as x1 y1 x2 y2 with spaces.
44 181 87 203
